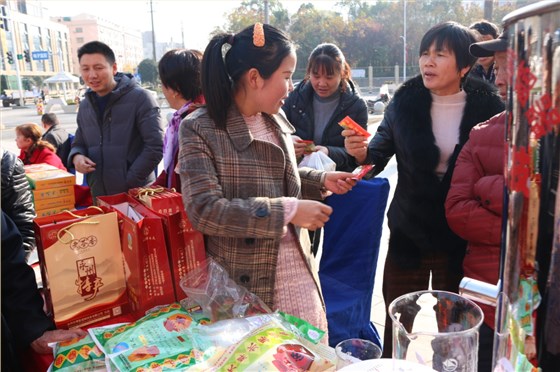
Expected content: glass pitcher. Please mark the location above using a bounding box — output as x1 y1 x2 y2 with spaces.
389 290 483 372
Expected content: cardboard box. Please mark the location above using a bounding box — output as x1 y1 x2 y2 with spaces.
97 194 176 317
34 207 129 329
33 185 74 201
34 194 76 211
24 163 60 173
26 169 75 190
35 204 75 218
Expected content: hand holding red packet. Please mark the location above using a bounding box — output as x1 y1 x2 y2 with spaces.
339 115 371 138
297 139 317 154
352 164 375 180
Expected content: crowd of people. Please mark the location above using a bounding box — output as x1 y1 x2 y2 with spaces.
3 16 531 371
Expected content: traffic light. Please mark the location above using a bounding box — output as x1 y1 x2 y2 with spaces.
0 6 8 32
24 49 30 63
6 51 13 64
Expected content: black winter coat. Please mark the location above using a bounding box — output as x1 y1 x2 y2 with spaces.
367 75 504 266
1 211 54 371
1 150 36 254
43 124 70 169
282 79 368 172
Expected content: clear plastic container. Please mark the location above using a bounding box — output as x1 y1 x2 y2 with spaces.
389 290 483 372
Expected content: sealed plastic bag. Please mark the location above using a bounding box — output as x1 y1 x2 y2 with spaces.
299 151 336 171
48 334 105 372
180 258 271 322
189 313 335 371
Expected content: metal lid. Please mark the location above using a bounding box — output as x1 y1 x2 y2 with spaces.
503 0 560 27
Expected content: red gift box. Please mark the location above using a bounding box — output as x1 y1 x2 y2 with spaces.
129 186 206 300
97 194 176 317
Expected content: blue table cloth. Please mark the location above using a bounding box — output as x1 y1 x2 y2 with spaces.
320 177 390 349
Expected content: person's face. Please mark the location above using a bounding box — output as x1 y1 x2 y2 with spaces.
477 34 496 70
79 53 117 97
161 84 181 110
309 64 342 98
494 51 508 101
419 42 470 96
15 131 32 151
259 51 296 115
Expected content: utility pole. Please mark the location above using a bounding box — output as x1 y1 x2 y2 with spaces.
150 0 156 61
181 21 185 49
403 0 407 82
6 4 24 106
484 0 493 21
264 0 269 24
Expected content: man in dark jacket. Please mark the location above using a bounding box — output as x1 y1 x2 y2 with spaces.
41 113 71 169
2 211 86 371
69 41 163 198
1 149 36 257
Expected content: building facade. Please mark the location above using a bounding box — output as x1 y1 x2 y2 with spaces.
1 0 72 92
54 13 143 74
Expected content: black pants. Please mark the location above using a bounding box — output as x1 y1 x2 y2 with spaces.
381 231 464 358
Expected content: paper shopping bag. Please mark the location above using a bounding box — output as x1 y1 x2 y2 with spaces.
34 207 129 329
129 186 206 300
97 193 175 317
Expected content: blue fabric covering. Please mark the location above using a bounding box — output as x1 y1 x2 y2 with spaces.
320 177 390 349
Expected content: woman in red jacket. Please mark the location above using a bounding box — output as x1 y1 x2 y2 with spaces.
15 123 66 171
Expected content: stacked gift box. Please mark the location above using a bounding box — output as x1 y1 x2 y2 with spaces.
24 164 76 217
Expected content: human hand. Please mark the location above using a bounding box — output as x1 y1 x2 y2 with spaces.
315 145 329 156
291 135 307 158
30 328 88 354
73 154 96 174
291 200 333 231
342 129 368 164
324 172 357 194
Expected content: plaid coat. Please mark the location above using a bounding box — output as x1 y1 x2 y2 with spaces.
178 105 325 307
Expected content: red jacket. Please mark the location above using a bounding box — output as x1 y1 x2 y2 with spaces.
445 111 505 329
19 146 67 171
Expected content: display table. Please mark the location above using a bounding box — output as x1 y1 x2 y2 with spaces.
338 358 437 371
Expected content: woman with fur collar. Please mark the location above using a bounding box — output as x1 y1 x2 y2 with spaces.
343 21 504 357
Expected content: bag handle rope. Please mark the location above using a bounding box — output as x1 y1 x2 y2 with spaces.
136 187 176 196
57 220 100 244
61 205 104 219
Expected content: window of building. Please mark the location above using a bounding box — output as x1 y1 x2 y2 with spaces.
77 37 84 43
75 27 83 33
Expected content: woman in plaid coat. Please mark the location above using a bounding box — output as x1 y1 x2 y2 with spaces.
178 23 355 340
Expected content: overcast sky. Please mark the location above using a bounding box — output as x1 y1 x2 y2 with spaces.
44 0 341 50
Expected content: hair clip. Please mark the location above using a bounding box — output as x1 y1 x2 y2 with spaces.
221 42 232 64
253 23 265 47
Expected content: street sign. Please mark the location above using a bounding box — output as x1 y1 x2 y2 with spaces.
31 51 49 60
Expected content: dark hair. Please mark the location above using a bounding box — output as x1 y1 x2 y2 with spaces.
78 41 116 64
158 49 203 101
202 23 295 129
305 43 351 92
469 20 499 39
16 123 55 152
419 21 478 72
41 113 59 127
